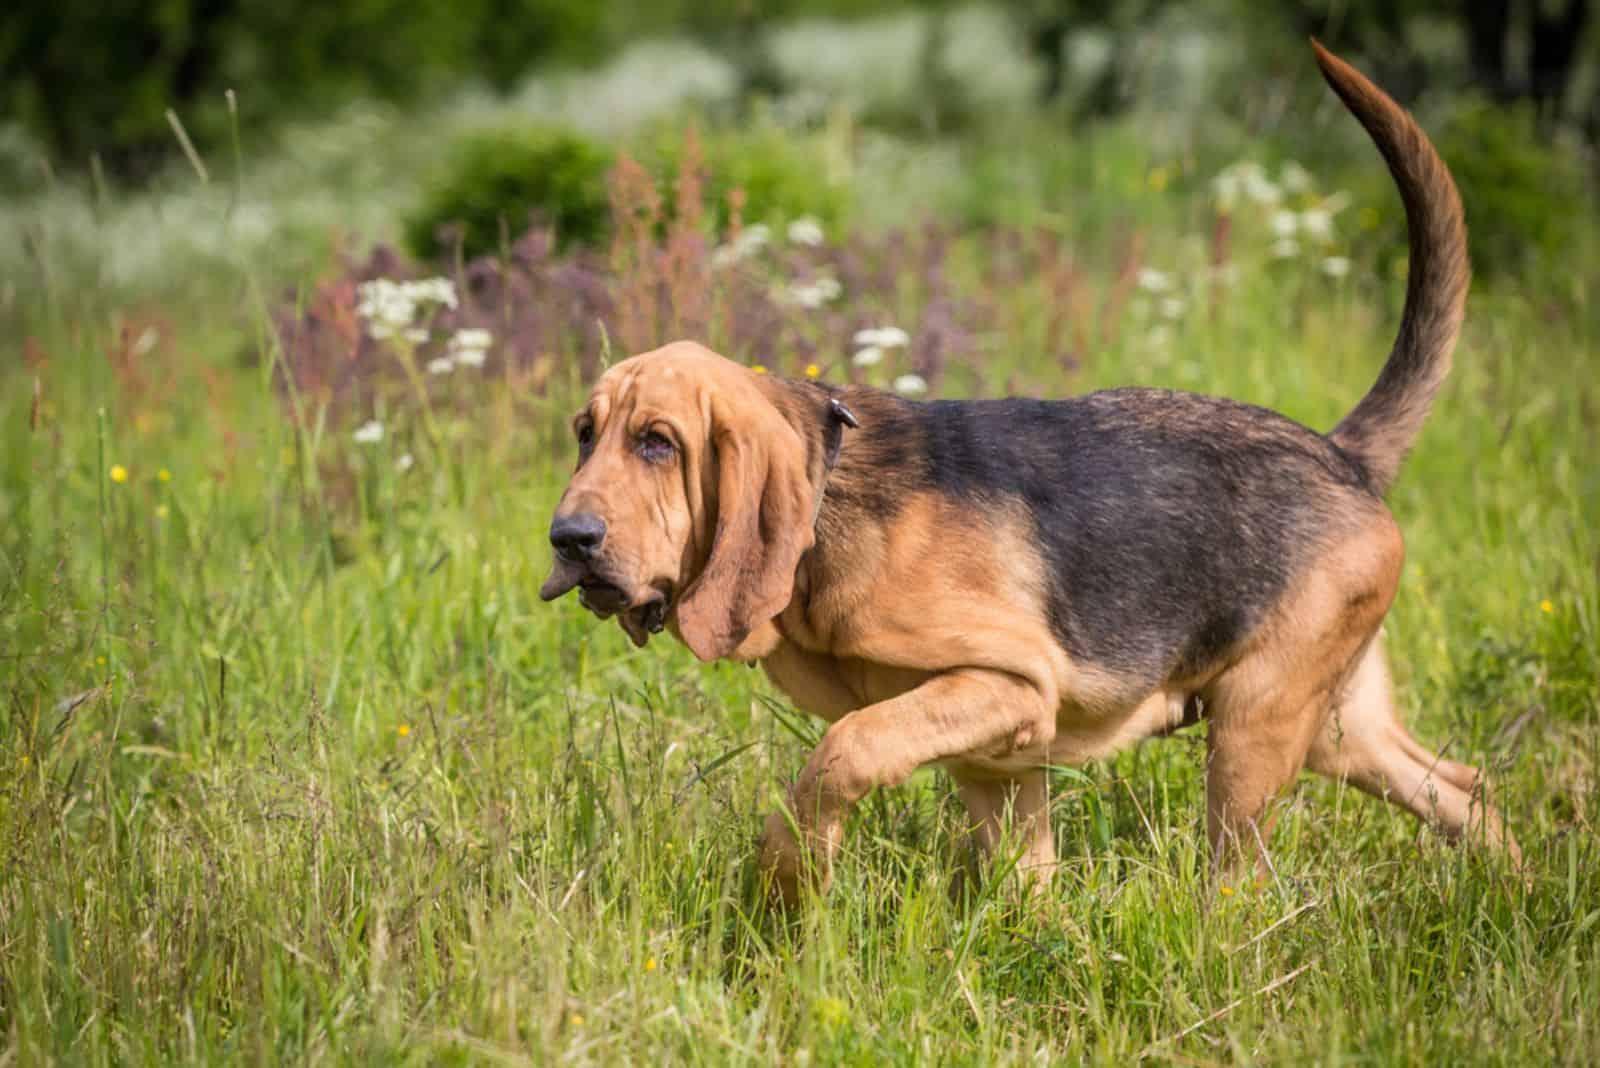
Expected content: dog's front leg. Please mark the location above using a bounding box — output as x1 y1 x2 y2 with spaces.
760 667 1054 905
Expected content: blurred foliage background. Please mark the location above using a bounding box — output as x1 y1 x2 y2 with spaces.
6 1 1598 177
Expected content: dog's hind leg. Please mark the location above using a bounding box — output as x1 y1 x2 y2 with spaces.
1307 639 1521 863
1203 675 1346 884
1202 521 1404 883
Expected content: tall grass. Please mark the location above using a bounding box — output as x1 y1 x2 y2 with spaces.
3 39 1599 1066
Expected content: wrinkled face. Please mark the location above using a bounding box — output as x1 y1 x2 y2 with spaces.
540 341 822 661
539 347 709 647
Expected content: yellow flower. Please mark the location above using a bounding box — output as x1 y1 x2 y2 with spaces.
397 724 411 737
96 655 106 667
751 364 768 375
158 468 172 483
804 363 821 379
645 957 658 972
1147 166 1170 192
109 464 128 483
1219 885 1234 897
1540 599 1554 614
569 1013 585 1028
155 504 170 520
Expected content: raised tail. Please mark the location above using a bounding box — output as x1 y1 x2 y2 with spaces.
1313 40 1469 495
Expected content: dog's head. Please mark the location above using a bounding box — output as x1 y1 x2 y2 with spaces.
540 341 829 661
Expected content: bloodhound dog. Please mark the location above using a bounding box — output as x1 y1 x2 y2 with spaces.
541 43 1519 905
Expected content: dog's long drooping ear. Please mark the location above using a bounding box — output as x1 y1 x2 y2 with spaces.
674 391 817 662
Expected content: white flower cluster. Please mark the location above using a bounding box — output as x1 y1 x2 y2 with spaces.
1211 161 1285 211
786 216 825 247
1136 269 1174 294
711 224 771 268
357 277 459 341
781 274 842 309
712 216 828 267
1209 161 1357 280
353 419 384 444
427 328 494 375
851 325 910 367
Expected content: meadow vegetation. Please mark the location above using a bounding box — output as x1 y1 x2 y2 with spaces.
3 8 1599 1064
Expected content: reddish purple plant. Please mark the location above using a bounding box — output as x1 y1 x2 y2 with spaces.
270 144 1126 428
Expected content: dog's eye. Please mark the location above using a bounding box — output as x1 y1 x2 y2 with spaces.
636 430 676 464
575 421 595 455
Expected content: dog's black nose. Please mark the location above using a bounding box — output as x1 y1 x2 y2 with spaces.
550 512 606 562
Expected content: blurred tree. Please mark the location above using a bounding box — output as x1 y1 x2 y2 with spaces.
1003 0 1172 117
1281 0 1592 122
2 0 616 176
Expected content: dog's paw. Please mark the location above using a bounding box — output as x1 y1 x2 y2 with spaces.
758 809 835 908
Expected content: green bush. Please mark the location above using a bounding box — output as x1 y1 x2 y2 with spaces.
1437 100 1592 277
643 122 848 234
404 127 615 260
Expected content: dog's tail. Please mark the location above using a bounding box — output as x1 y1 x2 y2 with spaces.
1313 40 1469 495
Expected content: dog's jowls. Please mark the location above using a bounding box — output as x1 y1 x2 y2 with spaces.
541 41 1517 906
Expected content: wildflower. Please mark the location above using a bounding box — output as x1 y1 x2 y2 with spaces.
426 357 455 376
1136 268 1173 294
892 373 928 396
853 326 910 349
804 363 821 379
751 364 768 375
852 345 884 368
155 504 170 520
644 957 658 972
396 453 415 473
1320 256 1351 279
1243 169 1282 206
1299 208 1335 242
403 276 458 310
1280 160 1313 194
1219 885 1234 897
397 724 410 737
1270 210 1299 238
403 328 430 344
1270 238 1300 259
158 468 172 483
569 1014 585 1028
1158 296 1188 320
783 273 842 309
787 216 825 247
712 224 771 267
449 328 492 368
352 420 384 444
1540 599 1554 614
109 464 128 483
357 279 416 339
356 277 458 340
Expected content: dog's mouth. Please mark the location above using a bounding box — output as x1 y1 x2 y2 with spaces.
540 559 671 648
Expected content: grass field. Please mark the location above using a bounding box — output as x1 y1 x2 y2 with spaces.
4 32 1600 1065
